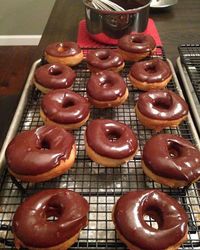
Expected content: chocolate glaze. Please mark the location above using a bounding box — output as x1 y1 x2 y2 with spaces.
137 89 188 120
41 89 90 124
87 70 126 101
86 119 138 159
113 190 188 250
45 42 81 57
6 126 75 175
118 34 156 53
12 189 89 248
34 63 76 89
130 58 171 83
86 49 124 69
143 134 200 182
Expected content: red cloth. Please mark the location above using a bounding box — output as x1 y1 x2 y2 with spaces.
77 19 162 48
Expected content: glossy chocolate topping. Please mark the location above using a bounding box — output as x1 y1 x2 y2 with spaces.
41 89 90 124
137 89 188 120
143 134 200 182
130 58 171 83
34 63 76 89
45 41 81 57
86 49 124 69
86 119 138 159
87 70 126 101
6 126 75 175
118 34 156 53
113 190 188 250
13 189 89 248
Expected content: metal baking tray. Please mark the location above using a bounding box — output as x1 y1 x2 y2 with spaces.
0 47 200 249
177 44 200 135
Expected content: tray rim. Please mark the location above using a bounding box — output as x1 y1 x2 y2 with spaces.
177 56 200 136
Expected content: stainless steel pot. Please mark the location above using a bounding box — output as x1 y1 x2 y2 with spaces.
83 0 151 44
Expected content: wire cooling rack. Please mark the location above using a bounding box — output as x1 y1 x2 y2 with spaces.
178 44 200 103
0 47 200 249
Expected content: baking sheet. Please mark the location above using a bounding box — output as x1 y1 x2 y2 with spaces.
0 49 200 249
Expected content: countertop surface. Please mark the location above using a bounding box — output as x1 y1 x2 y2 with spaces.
0 0 200 148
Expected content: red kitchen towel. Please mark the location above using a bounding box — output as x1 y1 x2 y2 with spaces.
77 19 162 48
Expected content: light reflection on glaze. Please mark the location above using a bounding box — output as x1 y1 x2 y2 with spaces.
12 189 89 248
87 71 126 101
143 134 200 182
34 63 76 89
130 58 171 83
6 126 75 175
137 89 188 120
113 190 188 250
86 119 138 159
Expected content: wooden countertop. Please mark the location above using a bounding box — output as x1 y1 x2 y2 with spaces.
0 0 200 148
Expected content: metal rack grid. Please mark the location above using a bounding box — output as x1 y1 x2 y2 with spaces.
0 47 200 249
178 44 200 103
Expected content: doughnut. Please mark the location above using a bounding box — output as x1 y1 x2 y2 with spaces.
85 119 138 167
118 34 156 62
5 126 76 183
44 41 83 66
12 189 89 250
142 134 200 187
86 70 129 108
113 189 188 250
86 49 125 72
135 89 188 131
40 89 90 130
129 58 172 91
33 63 76 93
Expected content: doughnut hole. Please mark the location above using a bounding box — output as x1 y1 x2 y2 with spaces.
168 141 182 158
131 37 143 43
57 43 69 52
153 96 172 110
106 129 121 142
100 78 113 88
48 66 62 76
62 98 75 108
144 63 157 74
143 206 163 230
45 198 63 222
40 139 51 150
98 51 110 61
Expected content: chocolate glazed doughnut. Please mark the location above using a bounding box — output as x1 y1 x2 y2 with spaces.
86 70 129 108
85 119 138 167
40 89 90 130
6 125 76 183
135 89 188 131
118 34 156 62
33 63 76 93
142 134 200 187
12 189 89 250
129 58 172 90
44 41 83 66
113 190 188 250
86 49 125 72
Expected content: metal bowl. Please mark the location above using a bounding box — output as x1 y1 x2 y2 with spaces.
83 0 151 44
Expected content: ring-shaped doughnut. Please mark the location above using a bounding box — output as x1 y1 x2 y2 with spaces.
12 189 89 250
85 119 138 167
113 189 188 250
142 134 200 187
135 89 188 131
